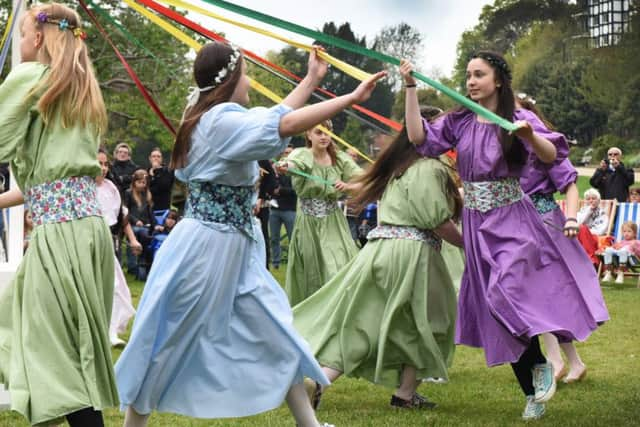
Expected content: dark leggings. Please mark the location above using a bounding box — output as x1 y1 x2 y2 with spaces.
66 407 104 427
510 335 547 396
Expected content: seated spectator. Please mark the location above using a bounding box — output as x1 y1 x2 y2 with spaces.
111 142 139 196
601 221 640 283
357 202 378 247
148 147 174 211
629 187 640 203
124 169 160 280
576 188 610 265
149 210 180 263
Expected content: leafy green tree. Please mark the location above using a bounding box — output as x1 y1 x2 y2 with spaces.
372 23 424 91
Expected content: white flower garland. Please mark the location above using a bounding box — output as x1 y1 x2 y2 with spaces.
185 46 242 110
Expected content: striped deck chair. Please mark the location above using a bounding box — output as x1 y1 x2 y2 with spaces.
605 202 640 286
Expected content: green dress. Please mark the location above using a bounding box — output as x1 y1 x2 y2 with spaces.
0 62 117 425
293 158 457 388
284 148 361 305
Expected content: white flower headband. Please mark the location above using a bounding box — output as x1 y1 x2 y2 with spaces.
517 92 536 105
185 46 242 110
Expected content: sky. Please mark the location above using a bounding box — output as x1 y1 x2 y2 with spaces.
190 0 494 77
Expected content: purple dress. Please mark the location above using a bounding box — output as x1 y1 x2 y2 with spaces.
416 108 603 366
520 146 609 341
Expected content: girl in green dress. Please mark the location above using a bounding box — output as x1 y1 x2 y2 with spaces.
0 3 117 425
292 112 464 409
280 121 362 305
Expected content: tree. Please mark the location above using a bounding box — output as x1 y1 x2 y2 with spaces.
372 23 424 91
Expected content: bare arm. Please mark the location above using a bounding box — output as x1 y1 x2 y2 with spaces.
563 182 579 238
281 48 327 110
0 188 24 209
513 121 556 163
279 71 386 137
399 60 425 144
434 219 463 248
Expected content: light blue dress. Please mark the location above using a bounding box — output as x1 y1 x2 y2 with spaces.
115 103 329 418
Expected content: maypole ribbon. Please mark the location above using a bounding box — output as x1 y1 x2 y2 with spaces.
158 0 371 81
79 0 176 135
289 168 335 186
200 0 519 132
152 0 401 132
0 0 23 75
127 0 373 163
85 0 182 81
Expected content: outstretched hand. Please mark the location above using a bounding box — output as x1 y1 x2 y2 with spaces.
399 59 417 86
512 120 535 142
307 46 328 83
350 71 387 104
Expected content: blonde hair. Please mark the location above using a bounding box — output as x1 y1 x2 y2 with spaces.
25 3 107 133
304 120 337 165
622 221 638 237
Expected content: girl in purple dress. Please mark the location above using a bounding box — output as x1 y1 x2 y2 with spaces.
401 52 603 420
517 94 608 384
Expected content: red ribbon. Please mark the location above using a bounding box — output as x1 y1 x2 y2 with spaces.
135 0 402 132
79 0 176 136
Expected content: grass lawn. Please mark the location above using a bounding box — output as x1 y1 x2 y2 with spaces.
1 263 639 426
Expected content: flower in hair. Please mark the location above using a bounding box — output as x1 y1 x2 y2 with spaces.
73 27 87 39
58 18 69 31
36 11 48 23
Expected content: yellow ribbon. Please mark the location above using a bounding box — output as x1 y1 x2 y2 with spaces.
159 0 372 82
123 0 373 163
0 10 14 52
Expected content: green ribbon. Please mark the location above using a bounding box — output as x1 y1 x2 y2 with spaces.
289 168 335 186
201 0 518 132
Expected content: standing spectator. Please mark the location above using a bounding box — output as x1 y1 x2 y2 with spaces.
269 146 297 269
589 147 634 202
255 159 277 268
147 147 174 211
111 142 139 196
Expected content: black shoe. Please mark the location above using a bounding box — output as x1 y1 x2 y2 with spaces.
390 392 437 409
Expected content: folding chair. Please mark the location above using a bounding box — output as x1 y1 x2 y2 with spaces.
606 202 640 286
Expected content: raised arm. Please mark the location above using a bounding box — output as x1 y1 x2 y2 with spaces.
399 60 425 144
281 47 327 110
279 71 386 137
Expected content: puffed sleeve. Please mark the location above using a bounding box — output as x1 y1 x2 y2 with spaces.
286 147 313 172
514 108 570 160
336 151 362 182
547 158 578 194
415 110 472 158
205 103 293 162
0 62 48 161
407 160 454 230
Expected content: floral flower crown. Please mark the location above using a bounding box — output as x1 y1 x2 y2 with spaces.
472 52 512 82
517 92 536 105
185 45 242 109
36 11 87 40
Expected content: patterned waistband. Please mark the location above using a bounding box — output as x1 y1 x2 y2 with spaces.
367 225 442 251
184 181 256 239
26 176 102 226
462 177 523 213
299 198 339 218
530 192 559 215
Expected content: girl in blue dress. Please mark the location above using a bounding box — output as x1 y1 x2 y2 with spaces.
115 41 385 427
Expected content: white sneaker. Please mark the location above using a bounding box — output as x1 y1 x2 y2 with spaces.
110 334 126 347
615 271 625 283
601 271 612 282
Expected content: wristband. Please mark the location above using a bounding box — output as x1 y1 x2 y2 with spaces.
565 217 577 222
405 84 417 88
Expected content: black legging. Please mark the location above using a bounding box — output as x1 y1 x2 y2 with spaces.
510 335 547 396
66 407 104 427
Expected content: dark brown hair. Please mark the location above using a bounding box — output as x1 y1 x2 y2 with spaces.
171 42 243 169
350 107 463 221
304 120 337 165
515 93 555 130
468 51 525 167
